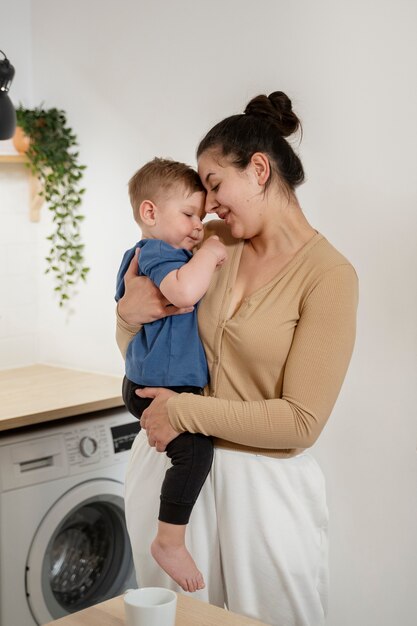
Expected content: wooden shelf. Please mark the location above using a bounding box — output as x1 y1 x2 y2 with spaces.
0 153 44 221
0 154 28 163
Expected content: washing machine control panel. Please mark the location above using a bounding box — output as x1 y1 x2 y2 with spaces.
0 410 140 488
64 424 109 466
63 416 140 468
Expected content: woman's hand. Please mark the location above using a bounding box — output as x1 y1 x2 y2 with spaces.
137 387 180 452
118 248 194 325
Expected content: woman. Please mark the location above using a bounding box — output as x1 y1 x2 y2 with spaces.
116 91 358 626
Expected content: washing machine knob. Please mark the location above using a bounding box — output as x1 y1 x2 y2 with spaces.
79 436 98 457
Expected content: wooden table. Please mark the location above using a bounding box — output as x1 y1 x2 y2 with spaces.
44 594 269 626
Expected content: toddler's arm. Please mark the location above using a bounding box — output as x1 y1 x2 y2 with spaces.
159 236 227 308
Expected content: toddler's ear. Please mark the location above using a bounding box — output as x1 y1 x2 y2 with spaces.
140 200 157 225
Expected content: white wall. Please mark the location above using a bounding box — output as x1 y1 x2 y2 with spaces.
0 163 39 368
0 0 38 368
1 1 416 624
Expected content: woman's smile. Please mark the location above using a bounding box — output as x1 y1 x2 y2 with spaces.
217 209 230 221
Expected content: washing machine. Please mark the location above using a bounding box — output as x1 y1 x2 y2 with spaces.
0 407 140 626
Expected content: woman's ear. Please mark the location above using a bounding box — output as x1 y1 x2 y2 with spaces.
139 200 157 225
251 152 270 186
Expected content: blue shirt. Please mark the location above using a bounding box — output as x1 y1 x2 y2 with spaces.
115 239 209 388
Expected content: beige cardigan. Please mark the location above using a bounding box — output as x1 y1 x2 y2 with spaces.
116 220 358 458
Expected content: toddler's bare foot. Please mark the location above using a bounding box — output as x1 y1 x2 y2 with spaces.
151 537 205 593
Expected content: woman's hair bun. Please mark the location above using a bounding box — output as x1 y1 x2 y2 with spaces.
244 91 300 138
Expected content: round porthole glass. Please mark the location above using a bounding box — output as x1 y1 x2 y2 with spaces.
48 501 126 611
26 483 136 624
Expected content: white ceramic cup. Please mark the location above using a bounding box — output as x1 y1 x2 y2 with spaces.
124 587 177 626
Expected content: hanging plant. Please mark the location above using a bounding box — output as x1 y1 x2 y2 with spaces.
15 106 89 307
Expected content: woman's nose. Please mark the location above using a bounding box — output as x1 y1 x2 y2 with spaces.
205 194 219 214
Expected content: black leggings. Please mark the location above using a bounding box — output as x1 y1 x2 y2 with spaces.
122 376 213 525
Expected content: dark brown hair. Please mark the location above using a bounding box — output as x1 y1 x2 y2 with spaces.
197 91 304 192
128 157 205 223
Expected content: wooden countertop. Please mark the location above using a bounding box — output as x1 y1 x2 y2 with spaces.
0 364 123 432
44 593 268 626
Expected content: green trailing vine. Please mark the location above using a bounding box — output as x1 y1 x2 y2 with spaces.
16 106 89 307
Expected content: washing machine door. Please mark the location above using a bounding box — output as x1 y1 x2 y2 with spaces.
26 479 136 625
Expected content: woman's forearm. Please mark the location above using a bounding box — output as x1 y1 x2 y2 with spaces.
115 305 142 359
167 394 325 449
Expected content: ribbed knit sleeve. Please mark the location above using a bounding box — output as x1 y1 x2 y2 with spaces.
115 305 142 359
167 264 358 450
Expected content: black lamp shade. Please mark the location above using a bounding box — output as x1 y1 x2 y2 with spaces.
0 92 16 140
0 52 16 140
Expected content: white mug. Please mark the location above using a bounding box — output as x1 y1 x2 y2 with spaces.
124 587 177 626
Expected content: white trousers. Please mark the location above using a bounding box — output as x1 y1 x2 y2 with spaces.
125 431 329 626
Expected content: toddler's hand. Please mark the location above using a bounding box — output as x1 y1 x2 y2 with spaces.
202 236 227 266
